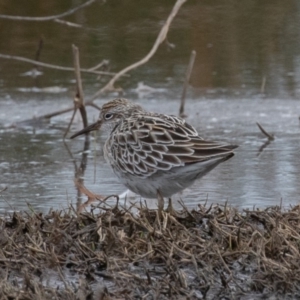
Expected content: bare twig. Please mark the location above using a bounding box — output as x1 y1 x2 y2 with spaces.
72 45 87 123
256 122 275 141
53 19 83 28
89 0 187 100
0 186 7 193
179 50 196 117
0 53 124 76
64 107 77 139
261 76 266 94
35 107 75 120
15 102 98 124
88 60 109 71
0 0 97 21
6 0 186 126
35 37 44 62
86 102 101 111
64 45 88 138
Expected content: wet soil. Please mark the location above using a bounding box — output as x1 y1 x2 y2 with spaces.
1 200 300 299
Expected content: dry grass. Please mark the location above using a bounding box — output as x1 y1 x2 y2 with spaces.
0 201 300 299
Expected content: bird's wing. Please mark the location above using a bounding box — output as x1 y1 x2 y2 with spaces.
109 114 236 178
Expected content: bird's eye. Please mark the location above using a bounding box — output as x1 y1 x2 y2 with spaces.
104 113 113 120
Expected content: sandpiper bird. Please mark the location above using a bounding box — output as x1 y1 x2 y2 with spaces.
71 98 237 201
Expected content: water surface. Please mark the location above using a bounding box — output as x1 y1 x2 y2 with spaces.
0 1 300 213
0 96 299 213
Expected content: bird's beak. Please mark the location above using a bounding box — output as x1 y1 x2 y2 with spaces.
70 120 102 139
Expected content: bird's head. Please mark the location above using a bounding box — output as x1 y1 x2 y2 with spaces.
70 98 143 139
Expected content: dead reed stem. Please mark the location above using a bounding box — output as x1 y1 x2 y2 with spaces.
179 50 196 117
1 202 300 298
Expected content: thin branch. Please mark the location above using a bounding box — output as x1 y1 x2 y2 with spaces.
10 0 186 124
87 102 101 110
35 37 44 62
20 102 96 122
88 60 109 71
53 19 83 28
256 122 275 141
0 53 123 77
89 0 187 100
0 186 7 194
260 76 266 94
64 107 77 139
72 46 85 109
72 44 88 127
0 0 97 21
179 50 196 117
64 45 88 138
35 107 75 120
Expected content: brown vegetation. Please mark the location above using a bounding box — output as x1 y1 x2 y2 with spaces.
0 201 300 299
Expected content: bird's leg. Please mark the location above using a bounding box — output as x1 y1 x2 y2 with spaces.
166 198 176 216
156 190 164 217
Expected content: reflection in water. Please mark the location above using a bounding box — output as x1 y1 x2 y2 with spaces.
0 97 299 213
0 1 299 99
63 135 90 209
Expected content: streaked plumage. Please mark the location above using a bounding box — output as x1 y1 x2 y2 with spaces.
71 98 237 198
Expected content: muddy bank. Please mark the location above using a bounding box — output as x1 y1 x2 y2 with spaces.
0 201 300 299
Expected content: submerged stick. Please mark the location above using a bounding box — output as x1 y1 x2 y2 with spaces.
256 122 274 156
260 76 266 94
256 122 275 140
35 37 44 62
64 107 77 139
32 37 44 86
0 186 7 194
179 50 196 117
